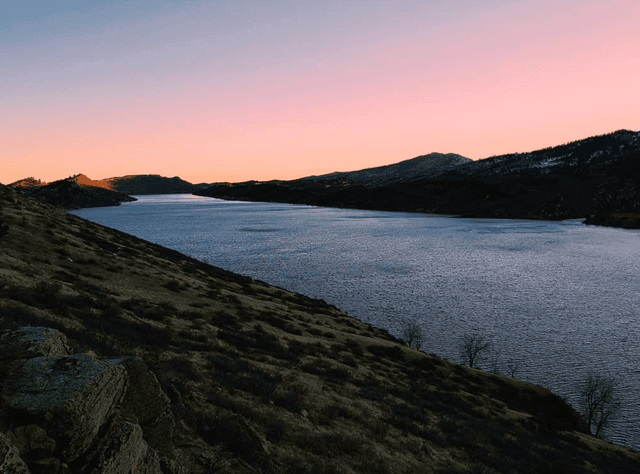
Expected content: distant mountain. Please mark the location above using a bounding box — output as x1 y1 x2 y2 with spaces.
9 177 48 188
9 173 216 210
10 173 212 198
196 130 640 228
104 174 209 195
70 173 113 189
299 152 471 187
450 129 640 178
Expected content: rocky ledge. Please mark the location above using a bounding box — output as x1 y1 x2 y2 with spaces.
0 327 176 474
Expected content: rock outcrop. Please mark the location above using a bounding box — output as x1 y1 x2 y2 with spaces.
0 431 31 473
0 327 176 474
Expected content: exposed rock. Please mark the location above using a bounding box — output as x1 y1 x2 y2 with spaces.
25 455 61 474
103 357 174 452
7 424 56 459
0 327 178 473
73 418 161 474
0 431 31 474
0 327 69 361
9 353 128 462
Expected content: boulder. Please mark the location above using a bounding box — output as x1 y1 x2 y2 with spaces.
9 353 128 462
7 423 56 457
0 431 31 474
0 327 69 361
73 418 161 474
1 327 178 472
103 357 174 452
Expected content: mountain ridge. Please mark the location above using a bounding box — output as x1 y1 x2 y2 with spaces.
7 129 640 226
196 130 640 228
298 152 471 188
8 174 209 196
14 177 137 210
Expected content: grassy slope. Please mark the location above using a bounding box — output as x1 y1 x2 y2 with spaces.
1 183 639 474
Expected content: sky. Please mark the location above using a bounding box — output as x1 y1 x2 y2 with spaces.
1 0 639 185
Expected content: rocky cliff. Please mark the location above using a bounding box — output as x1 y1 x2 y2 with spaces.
0 327 176 474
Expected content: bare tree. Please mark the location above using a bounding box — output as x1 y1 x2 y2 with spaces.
488 349 522 378
505 359 522 378
459 333 491 369
579 373 620 438
401 318 424 350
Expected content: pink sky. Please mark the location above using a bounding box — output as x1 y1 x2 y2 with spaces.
2 0 639 185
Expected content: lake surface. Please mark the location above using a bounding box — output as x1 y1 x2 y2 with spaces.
71 194 640 448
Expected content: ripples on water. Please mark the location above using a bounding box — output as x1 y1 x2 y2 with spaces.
71 194 640 449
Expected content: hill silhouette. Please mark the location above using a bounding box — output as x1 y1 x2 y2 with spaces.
1 182 639 473
13 176 136 210
9 174 209 198
299 153 471 187
197 130 640 228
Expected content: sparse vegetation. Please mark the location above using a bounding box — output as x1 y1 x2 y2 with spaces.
400 317 424 350
580 373 621 439
459 332 492 369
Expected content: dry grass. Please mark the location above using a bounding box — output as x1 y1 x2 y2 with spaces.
1 184 640 474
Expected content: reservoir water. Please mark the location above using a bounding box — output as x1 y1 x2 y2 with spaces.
70 194 640 448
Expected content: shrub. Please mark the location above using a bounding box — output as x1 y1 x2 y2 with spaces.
579 373 621 438
196 412 265 460
301 359 351 383
459 333 492 369
0 219 9 238
162 279 188 292
32 281 62 305
400 317 425 350
344 338 364 356
366 344 405 362
275 383 309 412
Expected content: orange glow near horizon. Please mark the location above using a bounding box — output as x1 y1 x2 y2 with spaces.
2 1 639 185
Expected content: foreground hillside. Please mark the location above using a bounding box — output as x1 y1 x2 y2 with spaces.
197 130 640 228
1 183 640 473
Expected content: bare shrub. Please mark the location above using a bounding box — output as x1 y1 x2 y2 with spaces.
579 373 621 438
459 333 492 369
401 317 424 350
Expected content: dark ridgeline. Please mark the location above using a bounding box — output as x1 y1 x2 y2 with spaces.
196 130 640 228
106 174 210 195
6 130 639 225
8 173 212 209
15 178 137 210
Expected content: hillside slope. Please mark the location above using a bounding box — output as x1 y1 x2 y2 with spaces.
197 130 640 227
299 153 471 188
1 183 640 473
106 174 207 195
